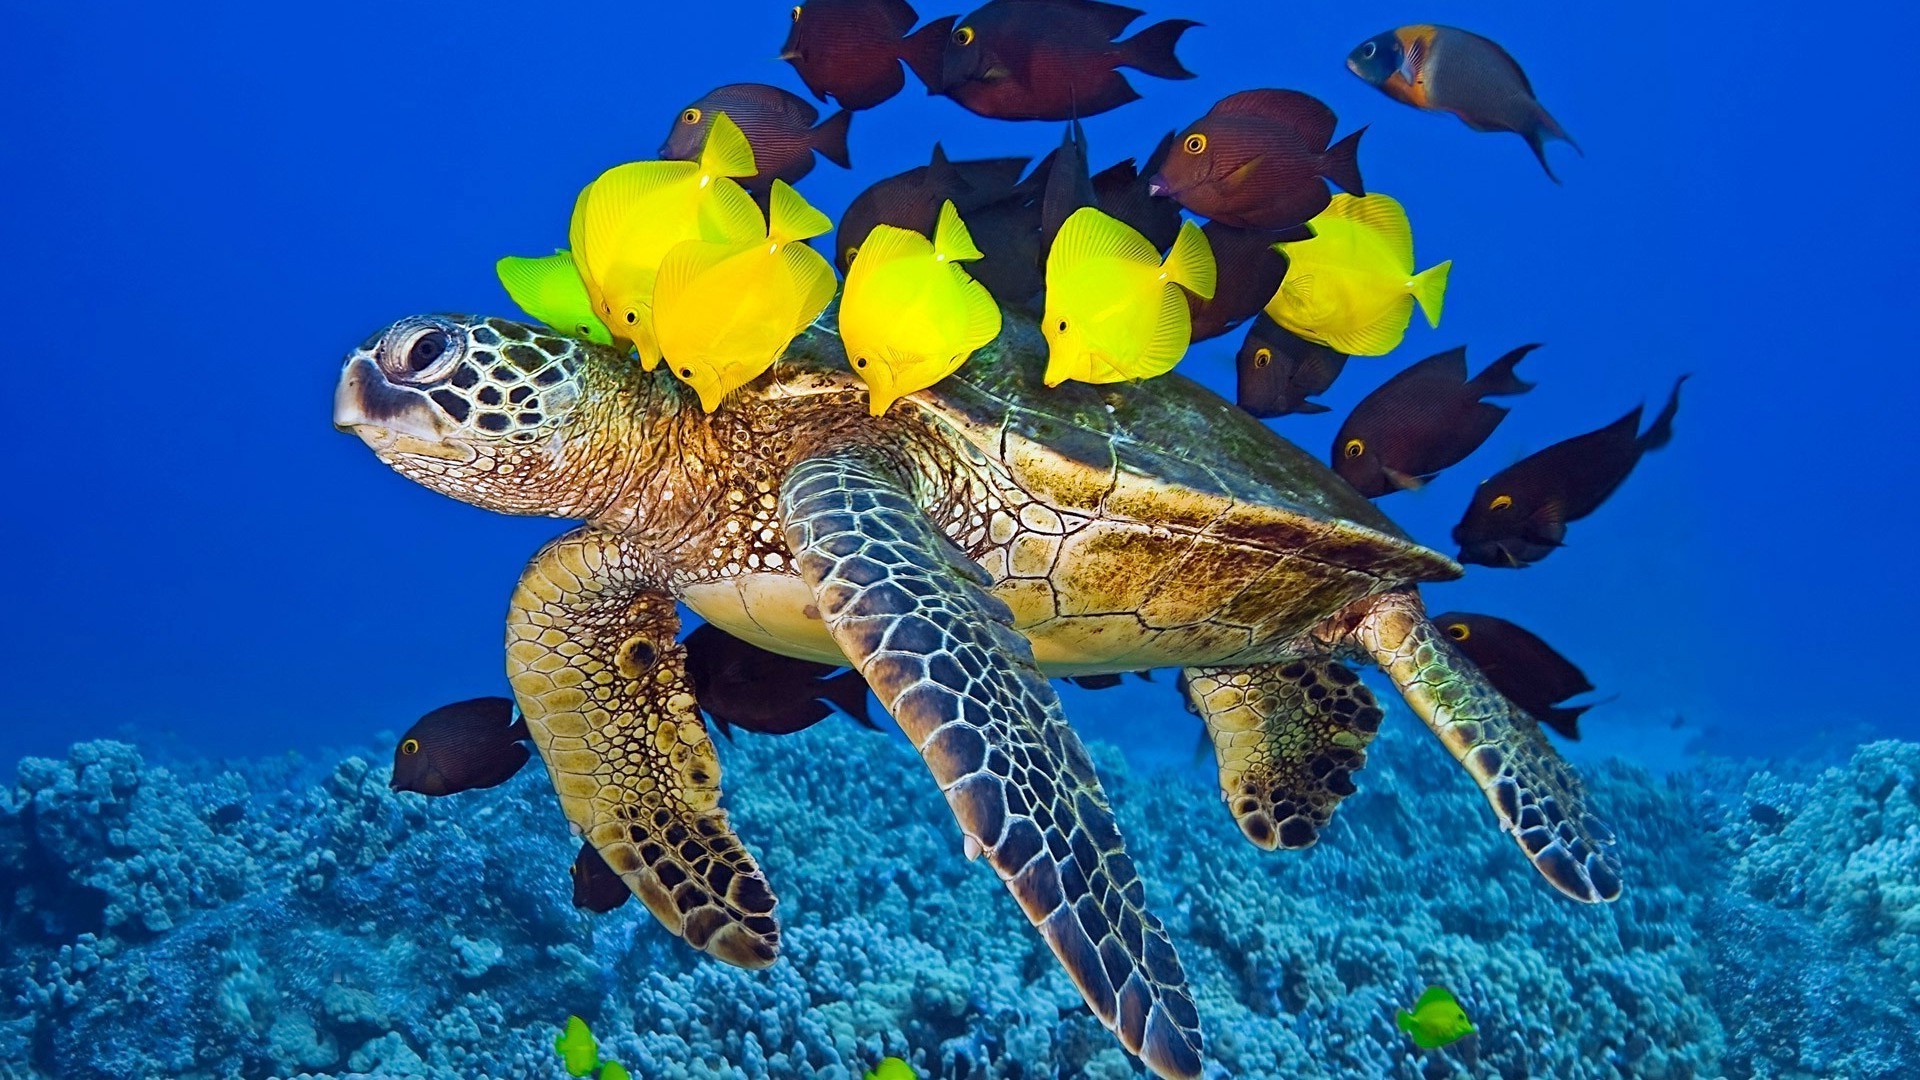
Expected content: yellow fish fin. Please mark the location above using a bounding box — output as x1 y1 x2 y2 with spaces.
933 200 985 263
768 180 832 245
1161 219 1217 301
698 178 767 246
782 244 839 339
580 162 686 263
851 223 930 270
701 112 759 179
1411 259 1451 327
1139 281 1196 376
567 186 592 285
652 239 732 348
959 274 1003 353
1337 294 1415 356
1323 192 1413 264
1051 206 1158 275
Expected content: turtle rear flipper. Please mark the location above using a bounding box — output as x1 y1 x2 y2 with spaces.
1338 589 1623 903
1182 659 1383 851
507 529 781 968
781 448 1205 1080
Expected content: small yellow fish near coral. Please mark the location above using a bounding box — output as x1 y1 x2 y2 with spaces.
866 1056 917 1080
495 252 613 344
1396 984 1475 1049
569 112 765 369
653 180 838 412
1267 192 1449 357
840 200 1002 415
1042 207 1216 387
553 1015 598 1077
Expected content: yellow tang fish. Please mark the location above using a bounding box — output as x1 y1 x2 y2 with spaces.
1267 192 1450 356
568 112 765 369
1042 207 1216 387
840 200 1003 415
1396 984 1475 1049
653 180 838 412
866 1057 916 1080
495 251 613 344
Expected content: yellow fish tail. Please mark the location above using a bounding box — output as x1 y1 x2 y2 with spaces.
1412 260 1451 327
1161 219 1217 301
768 180 832 246
933 200 985 263
701 112 759 179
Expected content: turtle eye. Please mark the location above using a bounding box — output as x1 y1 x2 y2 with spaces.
1445 623 1470 642
400 738 420 756
1184 133 1207 155
1489 494 1513 511
790 5 801 20
1253 347 1272 369
953 25 974 46
1343 438 1365 459
681 107 702 125
386 320 464 383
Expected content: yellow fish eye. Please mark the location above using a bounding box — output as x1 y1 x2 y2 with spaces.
1445 622 1470 642
953 25 975 46
681 107 703 125
1253 347 1272 368
1184 133 1207 155
1489 494 1513 511
1343 438 1365 459
624 311 638 325
680 367 694 378
401 738 420 756
790 5 801 21
855 356 869 368
1057 319 1068 332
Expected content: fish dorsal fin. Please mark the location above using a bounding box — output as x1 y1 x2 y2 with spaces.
1214 89 1338 146
496 252 578 310
1077 0 1146 37
1415 985 1455 1011
1051 207 1158 276
933 200 985 263
1324 193 1413 265
567 185 592 280
700 112 759 180
958 273 1003 352
698 177 768 246
1161 219 1216 300
926 142 964 193
852 222 932 268
781 243 839 339
653 237 730 315
768 180 832 245
579 161 698 268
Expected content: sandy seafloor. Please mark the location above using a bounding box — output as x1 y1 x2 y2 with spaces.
1 695 1915 1080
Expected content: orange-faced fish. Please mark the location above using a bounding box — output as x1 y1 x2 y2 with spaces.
390 697 530 797
840 201 1002 414
937 0 1198 121
1150 89 1365 230
1042 208 1215 385
1434 612 1597 739
569 842 632 913
1349 25 1580 182
1333 344 1538 497
683 624 877 738
836 144 1030 272
782 0 955 110
1396 985 1475 1049
652 181 838 411
1234 313 1347 418
1188 222 1294 343
660 84 853 192
495 252 614 344
1453 377 1686 568
1268 193 1450 356
1090 131 1183 253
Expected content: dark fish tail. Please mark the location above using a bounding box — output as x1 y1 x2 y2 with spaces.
900 16 956 91
1536 704 1590 741
506 714 531 743
813 109 854 168
1117 19 1200 80
823 669 878 729
1468 343 1541 397
1321 126 1367 196
1638 375 1688 452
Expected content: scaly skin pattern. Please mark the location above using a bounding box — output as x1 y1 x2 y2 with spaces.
1181 659 1384 851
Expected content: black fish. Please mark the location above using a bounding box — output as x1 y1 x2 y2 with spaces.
390 697 530 796
937 0 1198 121
963 186 1047 311
1333 344 1538 498
569 842 632 913
1454 377 1687 568
1040 120 1098 249
1065 670 1154 690
1234 313 1347 418
1189 222 1295 343
1150 89 1364 230
1434 612 1595 739
782 0 954 111
660 83 852 192
683 624 876 738
1090 131 1183 252
836 144 1030 271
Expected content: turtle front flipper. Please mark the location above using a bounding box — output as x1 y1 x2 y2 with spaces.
506 528 781 968
1336 589 1624 903
1182 659 1384 851
780 448 1205 1080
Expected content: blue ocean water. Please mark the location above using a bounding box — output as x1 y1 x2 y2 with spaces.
3 2 1917 1078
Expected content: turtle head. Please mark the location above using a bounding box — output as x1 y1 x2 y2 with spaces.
334 314 613 516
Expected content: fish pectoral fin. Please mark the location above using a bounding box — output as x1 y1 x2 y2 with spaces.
1381 467 1428 492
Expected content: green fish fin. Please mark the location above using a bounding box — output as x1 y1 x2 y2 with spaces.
1395 1008 1417 1033
599 1063 632 1080
933 200 985 263
1324 192 1413 264
1050 206 1158 276
701 112 759 179
1162 219 1217 301
1415 984 1455 1010
958 274 1003 353
1338 294 1414 357
1139 281 1196 376
1411 260 1451 327
698 178 768 246
768 180 832 245
496 253 568 310
782 244 840 339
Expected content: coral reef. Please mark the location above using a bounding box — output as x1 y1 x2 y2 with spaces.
1 697 1915 1079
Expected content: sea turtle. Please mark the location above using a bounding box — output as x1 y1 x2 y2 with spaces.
334 311 1622 1079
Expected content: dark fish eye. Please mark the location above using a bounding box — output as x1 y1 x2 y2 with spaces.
1361 41 1377 59
790 5 801 20
1445 623 1470 642
1489 494 1514 511
625 311 638 324
855 357 868 368
401 738 420 755
1184 133 1207 155
1343 438 1365 459
680 367 694 378
953 25 975 46
1057 320 1068 332
1253 347 1272 368
846 245 860 262
682 107 703 125
407 329 450 372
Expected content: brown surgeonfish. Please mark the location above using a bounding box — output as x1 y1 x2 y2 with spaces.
390 697 530 796
1434 612 1596 739
1333 344 1539 498
936 0 1198 121
1235 313 1347 418
1040 120 1099 249
660 84 852 192
1453 377 1687 568
683 624 876 738
569 842 632 914
781 0 954 111
1149 90 1365 230
835 144 1030 271
1188 222 1295 343
1348 25 1580 182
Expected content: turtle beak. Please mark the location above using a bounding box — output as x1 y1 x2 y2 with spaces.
333 356 475 462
